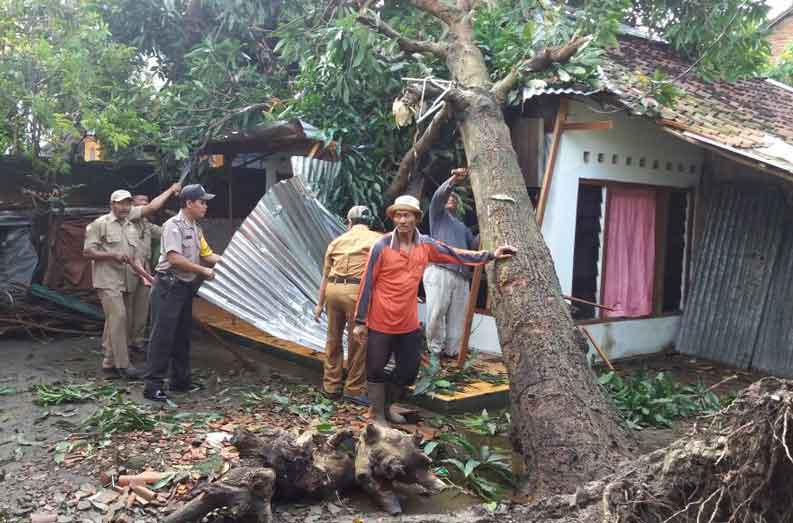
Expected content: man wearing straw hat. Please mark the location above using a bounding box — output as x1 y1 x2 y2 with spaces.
352 194 516 425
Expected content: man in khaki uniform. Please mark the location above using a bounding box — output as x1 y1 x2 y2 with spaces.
127 194 162 352
83 184 180 378
314 206 381 404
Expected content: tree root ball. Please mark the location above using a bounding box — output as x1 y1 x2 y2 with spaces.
515 377 793 522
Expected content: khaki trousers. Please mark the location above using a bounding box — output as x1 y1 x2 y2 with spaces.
322 283 366 396
97 289 131 369
127 281 150 348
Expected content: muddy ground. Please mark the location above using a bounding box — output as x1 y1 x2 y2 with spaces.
0 332 763 523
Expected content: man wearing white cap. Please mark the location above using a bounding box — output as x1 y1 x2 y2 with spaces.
83 183 181 379
314 205 381 404
353 194 516 425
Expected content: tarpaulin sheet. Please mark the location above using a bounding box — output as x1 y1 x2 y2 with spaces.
0 224 37 290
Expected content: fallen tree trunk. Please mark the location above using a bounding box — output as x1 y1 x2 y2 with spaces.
357 0 632 496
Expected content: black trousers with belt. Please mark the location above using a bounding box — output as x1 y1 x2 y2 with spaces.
143 273 194 394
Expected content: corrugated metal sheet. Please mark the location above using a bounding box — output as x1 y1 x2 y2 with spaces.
291 156 341 209
751 215 793 377
198 172 345 353
676 183 788 370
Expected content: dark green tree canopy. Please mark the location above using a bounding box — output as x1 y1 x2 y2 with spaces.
2 0 774 211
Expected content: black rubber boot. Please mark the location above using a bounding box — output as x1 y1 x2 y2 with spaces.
368 382 388 425
386 383 407 424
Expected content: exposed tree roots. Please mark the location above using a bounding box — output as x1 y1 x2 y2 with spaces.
514 378 793 522
163 466 275 523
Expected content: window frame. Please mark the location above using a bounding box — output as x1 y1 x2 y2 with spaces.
577 179 694 324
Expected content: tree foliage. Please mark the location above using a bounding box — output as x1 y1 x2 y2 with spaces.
0 0 157 180
769 44 793 86
0 0 775 207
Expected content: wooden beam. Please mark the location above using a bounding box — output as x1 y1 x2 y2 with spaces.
562 120 613 131
457 265 483 366
225 154 235 238
579 326 614 371
536 97 568 226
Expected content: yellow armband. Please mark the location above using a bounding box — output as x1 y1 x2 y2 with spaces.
199 235 214 257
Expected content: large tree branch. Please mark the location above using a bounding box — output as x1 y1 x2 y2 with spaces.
492 35 593 104
409 0 463 26
386 102 452 197
357 15 448 59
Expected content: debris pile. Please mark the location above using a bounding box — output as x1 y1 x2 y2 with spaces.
0 282 103 337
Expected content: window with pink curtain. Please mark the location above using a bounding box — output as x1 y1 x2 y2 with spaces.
602 187 657 318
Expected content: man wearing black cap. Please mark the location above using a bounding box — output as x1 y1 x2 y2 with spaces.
143 184 220 402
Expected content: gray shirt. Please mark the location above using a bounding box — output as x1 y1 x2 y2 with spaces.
428 176 478 278
155 211 203 282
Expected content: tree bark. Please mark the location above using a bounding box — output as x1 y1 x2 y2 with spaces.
458 91 631 495
362 0 633 496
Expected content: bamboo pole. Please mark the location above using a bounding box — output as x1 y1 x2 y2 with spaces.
562 294 615 312
579 326 614 371
536 97 569 226
456 264 483 366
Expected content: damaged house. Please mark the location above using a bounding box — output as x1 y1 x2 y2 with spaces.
195 33 793 409
507 33 793 374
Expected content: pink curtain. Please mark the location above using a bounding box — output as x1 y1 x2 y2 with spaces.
602 187 657 318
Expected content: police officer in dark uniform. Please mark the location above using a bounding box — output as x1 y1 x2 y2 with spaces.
143 184 220 402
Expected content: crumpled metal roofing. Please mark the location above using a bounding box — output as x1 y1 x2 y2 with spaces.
198 166 344 353
291 156 342 210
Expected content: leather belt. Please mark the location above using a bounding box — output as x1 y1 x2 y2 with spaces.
328 276 361 285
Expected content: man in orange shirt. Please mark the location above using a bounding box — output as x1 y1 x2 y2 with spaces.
353 195 516 425
315 205 381 404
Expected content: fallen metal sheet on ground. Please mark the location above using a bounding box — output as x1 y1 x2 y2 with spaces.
198 176 344 353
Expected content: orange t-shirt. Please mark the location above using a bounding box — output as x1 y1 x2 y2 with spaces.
355 230 493 334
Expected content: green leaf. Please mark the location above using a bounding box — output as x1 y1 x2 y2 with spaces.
463 459 481 477
423 440 440 455
151 472 176 490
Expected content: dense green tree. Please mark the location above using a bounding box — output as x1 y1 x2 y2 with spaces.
0 0 158 183
769 44 793 85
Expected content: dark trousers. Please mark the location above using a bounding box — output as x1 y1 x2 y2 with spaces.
144 274 194 394
366 328 422 387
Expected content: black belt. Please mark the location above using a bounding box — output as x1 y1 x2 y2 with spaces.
155 271 190 285
328 276 360 285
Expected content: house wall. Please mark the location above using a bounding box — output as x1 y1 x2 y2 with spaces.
770 13 793 59
541 100 704 359
677 160 793 377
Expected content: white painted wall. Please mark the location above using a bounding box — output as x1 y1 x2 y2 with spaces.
539 100 704 359
583 316 681 361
